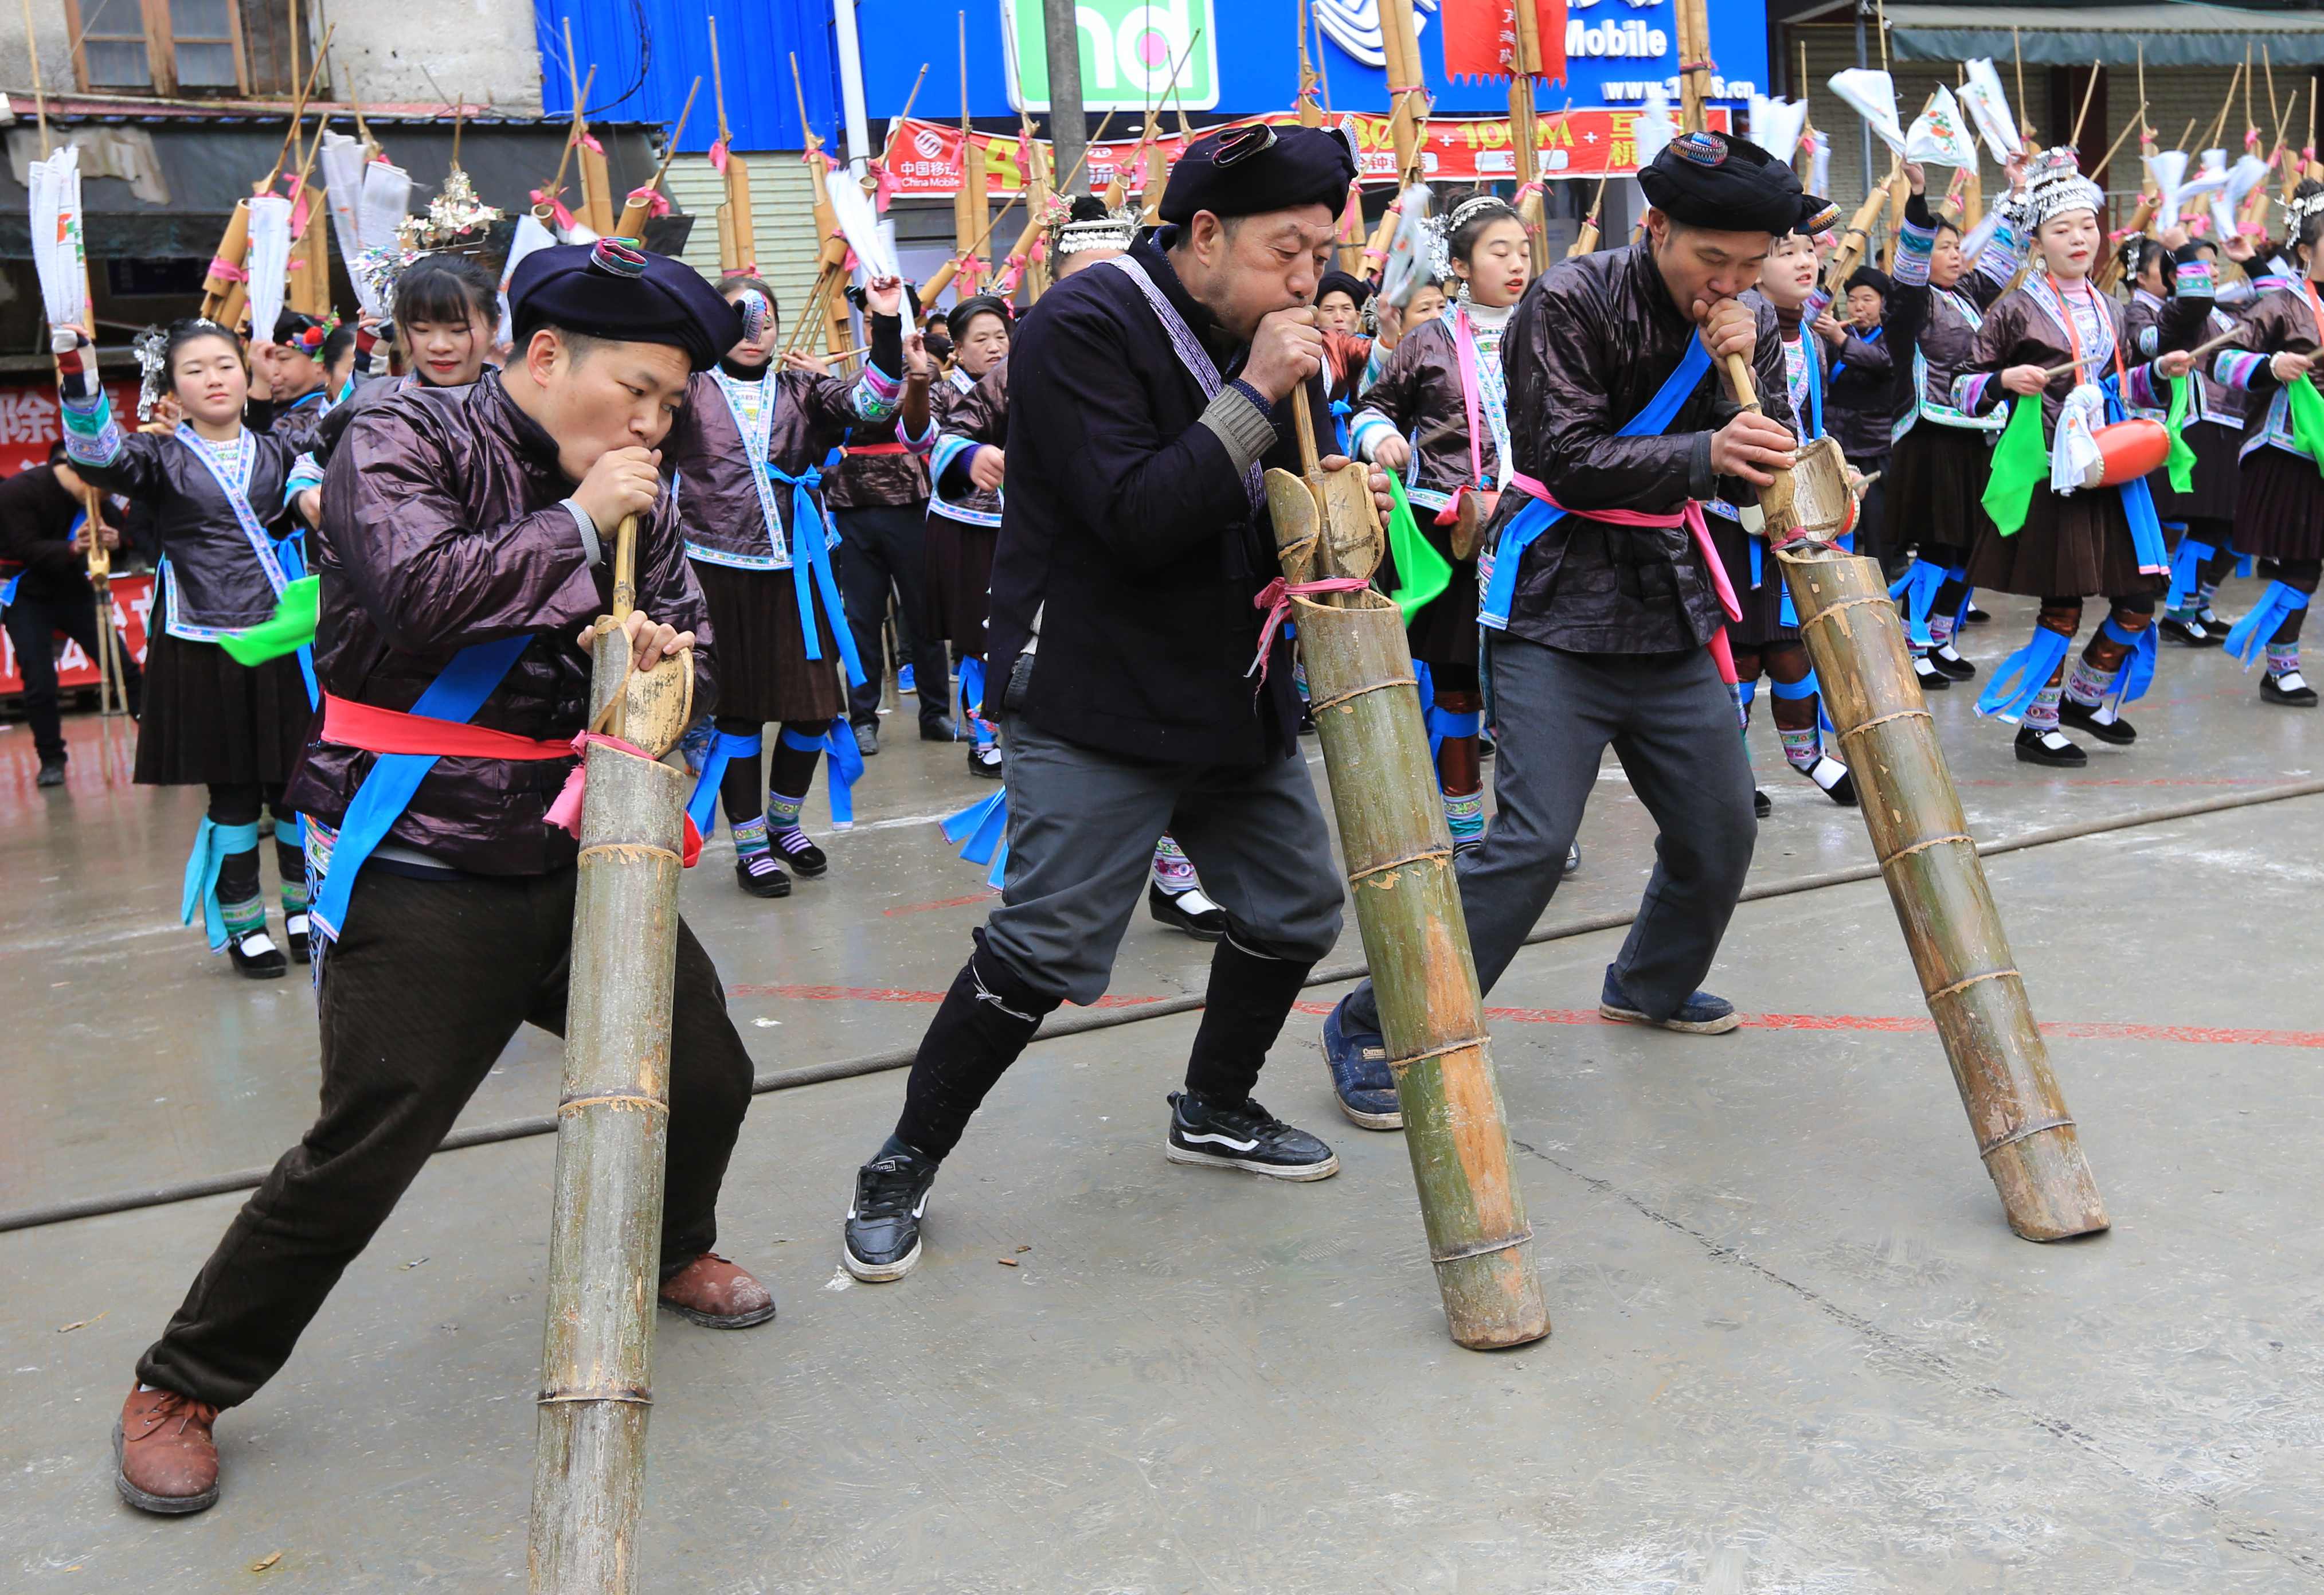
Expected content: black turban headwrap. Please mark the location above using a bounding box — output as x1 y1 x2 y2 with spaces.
508 239 742 373
1316 269 1372 309
1845 265 1893 301
1638 131 1838 238
1159 124 1358 226
946 294 1012 342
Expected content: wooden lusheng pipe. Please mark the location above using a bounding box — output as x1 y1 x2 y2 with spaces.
527 514 695 1590
1266 390 1551 1346
1728 352 2109 1241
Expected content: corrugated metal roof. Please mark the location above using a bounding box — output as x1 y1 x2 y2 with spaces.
1889 4 2324 67
1 93 664 129
534 0 846 155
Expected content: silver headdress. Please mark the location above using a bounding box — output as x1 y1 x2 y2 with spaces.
2283 186 2324 231
1044 194 1138 259
2024 147 2103 230
133 326 169 421
1426 193 1520 280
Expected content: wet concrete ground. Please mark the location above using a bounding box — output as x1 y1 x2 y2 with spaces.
2 591 2320 1590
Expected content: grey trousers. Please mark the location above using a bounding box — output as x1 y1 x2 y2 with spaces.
1348 634 1756 1029
985 715 1345 1006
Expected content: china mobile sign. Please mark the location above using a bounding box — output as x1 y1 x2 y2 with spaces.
1004 0 1220 112
882 106 1732 197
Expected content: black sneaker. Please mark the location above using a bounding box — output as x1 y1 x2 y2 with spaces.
968 741 1003 779
1164 1092 1339 1181
36 754 68 788
2058 700 2136 745
843 1150 940 1281
2014 726 2087 767
1148 881 1227 940
772 828 828 878
226 928 288 980
735 854 793 898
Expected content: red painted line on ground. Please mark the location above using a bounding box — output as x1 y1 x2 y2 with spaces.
879 892 999 917
740 988 2323 1047
726 982 1161 1010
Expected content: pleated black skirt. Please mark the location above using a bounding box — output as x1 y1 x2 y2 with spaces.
133 624 313 788
691 559 848 724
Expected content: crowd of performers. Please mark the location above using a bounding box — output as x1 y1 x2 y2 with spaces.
6 110 2315 1519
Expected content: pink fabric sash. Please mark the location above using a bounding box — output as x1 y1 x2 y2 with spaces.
1505 470 1743 625
1249 576 1372 683
545 729 704 867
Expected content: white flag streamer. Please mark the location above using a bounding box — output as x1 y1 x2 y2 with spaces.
28 147 90 332
824 170 899 282
1829 69 1906 157
2143 148 2189 218
1749 96 1810 167
358 159 413 256
1907 87 1980 170
318 132 378 315
246 194 294 343
497 212 560 344
2215 152 2271 239
1960 60 2024 165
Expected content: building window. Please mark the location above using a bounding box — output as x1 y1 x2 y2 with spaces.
65 0 268 95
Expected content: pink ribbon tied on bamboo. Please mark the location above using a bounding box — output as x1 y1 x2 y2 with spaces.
207 258 249 283
625 185 672 220
546 729 704 867
709 138 730 174
530 189 577 230
1248 576 1372 684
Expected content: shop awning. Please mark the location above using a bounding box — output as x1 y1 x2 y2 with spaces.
1887 4 2324 69
0 99 685 258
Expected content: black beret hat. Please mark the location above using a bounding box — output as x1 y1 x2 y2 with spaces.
1159 123 1359 226
946 294 1012 341
508 239 743 373
1317 269 1372 308
1845 265 1893 300
1638 131 1838 239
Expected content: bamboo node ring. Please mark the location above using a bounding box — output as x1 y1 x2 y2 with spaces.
557 1091 672 1116
537 1386 655 1405
578 842 683 865
1801 594 1902 632
1979 1115 2077 1158
1348 847 1454 885
1430 1228 1535 1264
1927 967 2021 1002
1838 707 1934 739
1387 1035 1490 1072
1881 832 1976 864
1308 675 1419 714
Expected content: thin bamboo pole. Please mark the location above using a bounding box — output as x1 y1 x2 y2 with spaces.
1724 354 2110 1243
526 514 685 1592
614 76 699 239
2068 60 2102 151
1270 401 1551 1348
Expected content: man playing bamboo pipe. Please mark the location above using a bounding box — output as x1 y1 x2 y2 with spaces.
1323 131 1827 1125
841 124 1395 1283
111 240 774 1518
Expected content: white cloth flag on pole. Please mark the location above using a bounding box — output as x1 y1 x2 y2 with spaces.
1907 87 1980 170
1959 60 2024 166
824 170 899 282
29 147 90 332
246 195 294 343
1829 69 1906 157
2215 153 2271 240
498 211 560 344
1749 95 1810 167
318 132 382 315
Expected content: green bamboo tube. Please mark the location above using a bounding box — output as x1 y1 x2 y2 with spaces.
529 625 686 1592
1294 589 1551 1348
1774 546 2110 1242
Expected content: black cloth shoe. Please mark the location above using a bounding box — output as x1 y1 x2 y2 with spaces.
2159 615 2223 648
842 1149 941 1281
227 927 288 979
1752 788 1772 819
1799 755 1857 806
36 754 67 788
1965 604 1992 624
968 741 1003 778
920 716 958 741
284 912 312 965
2263 671 2319 707
1929 644 1976 679
1165 1092 1339 1180
772 827 828 877
2059 699 2136 745
1148 881 1227 940
735 854 793 898
2015 726 2087 767
1911 654 1953 691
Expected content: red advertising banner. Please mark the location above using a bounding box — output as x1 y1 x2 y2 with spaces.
0 378 143 478
882 106 1731 198
1 573 153 695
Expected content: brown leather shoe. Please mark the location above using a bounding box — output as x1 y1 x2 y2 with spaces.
658 1253 777 1329
114 1384 221 1514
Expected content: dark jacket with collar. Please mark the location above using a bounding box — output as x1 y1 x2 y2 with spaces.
0 465 113 605
1821 322 1895 459
1486 239 1794 654
987 232 1314 765
284 369 714 875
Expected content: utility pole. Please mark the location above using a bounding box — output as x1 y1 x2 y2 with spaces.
1854 0 1874 200
1042 0 1089 195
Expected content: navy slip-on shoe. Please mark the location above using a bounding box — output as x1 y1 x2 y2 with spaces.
1598 968 1740 1035
1321 994 1403 1129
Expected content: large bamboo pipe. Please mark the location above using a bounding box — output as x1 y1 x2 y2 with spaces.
1271 398 1551 1348
526 513 687 1591
1727 353 2109 1242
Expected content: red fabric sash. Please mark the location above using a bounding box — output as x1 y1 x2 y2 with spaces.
843 441 909 458
321 693 574 761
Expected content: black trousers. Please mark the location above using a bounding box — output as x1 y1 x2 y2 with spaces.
835 503 950 732
138 866 756 1409
3 583 142 761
